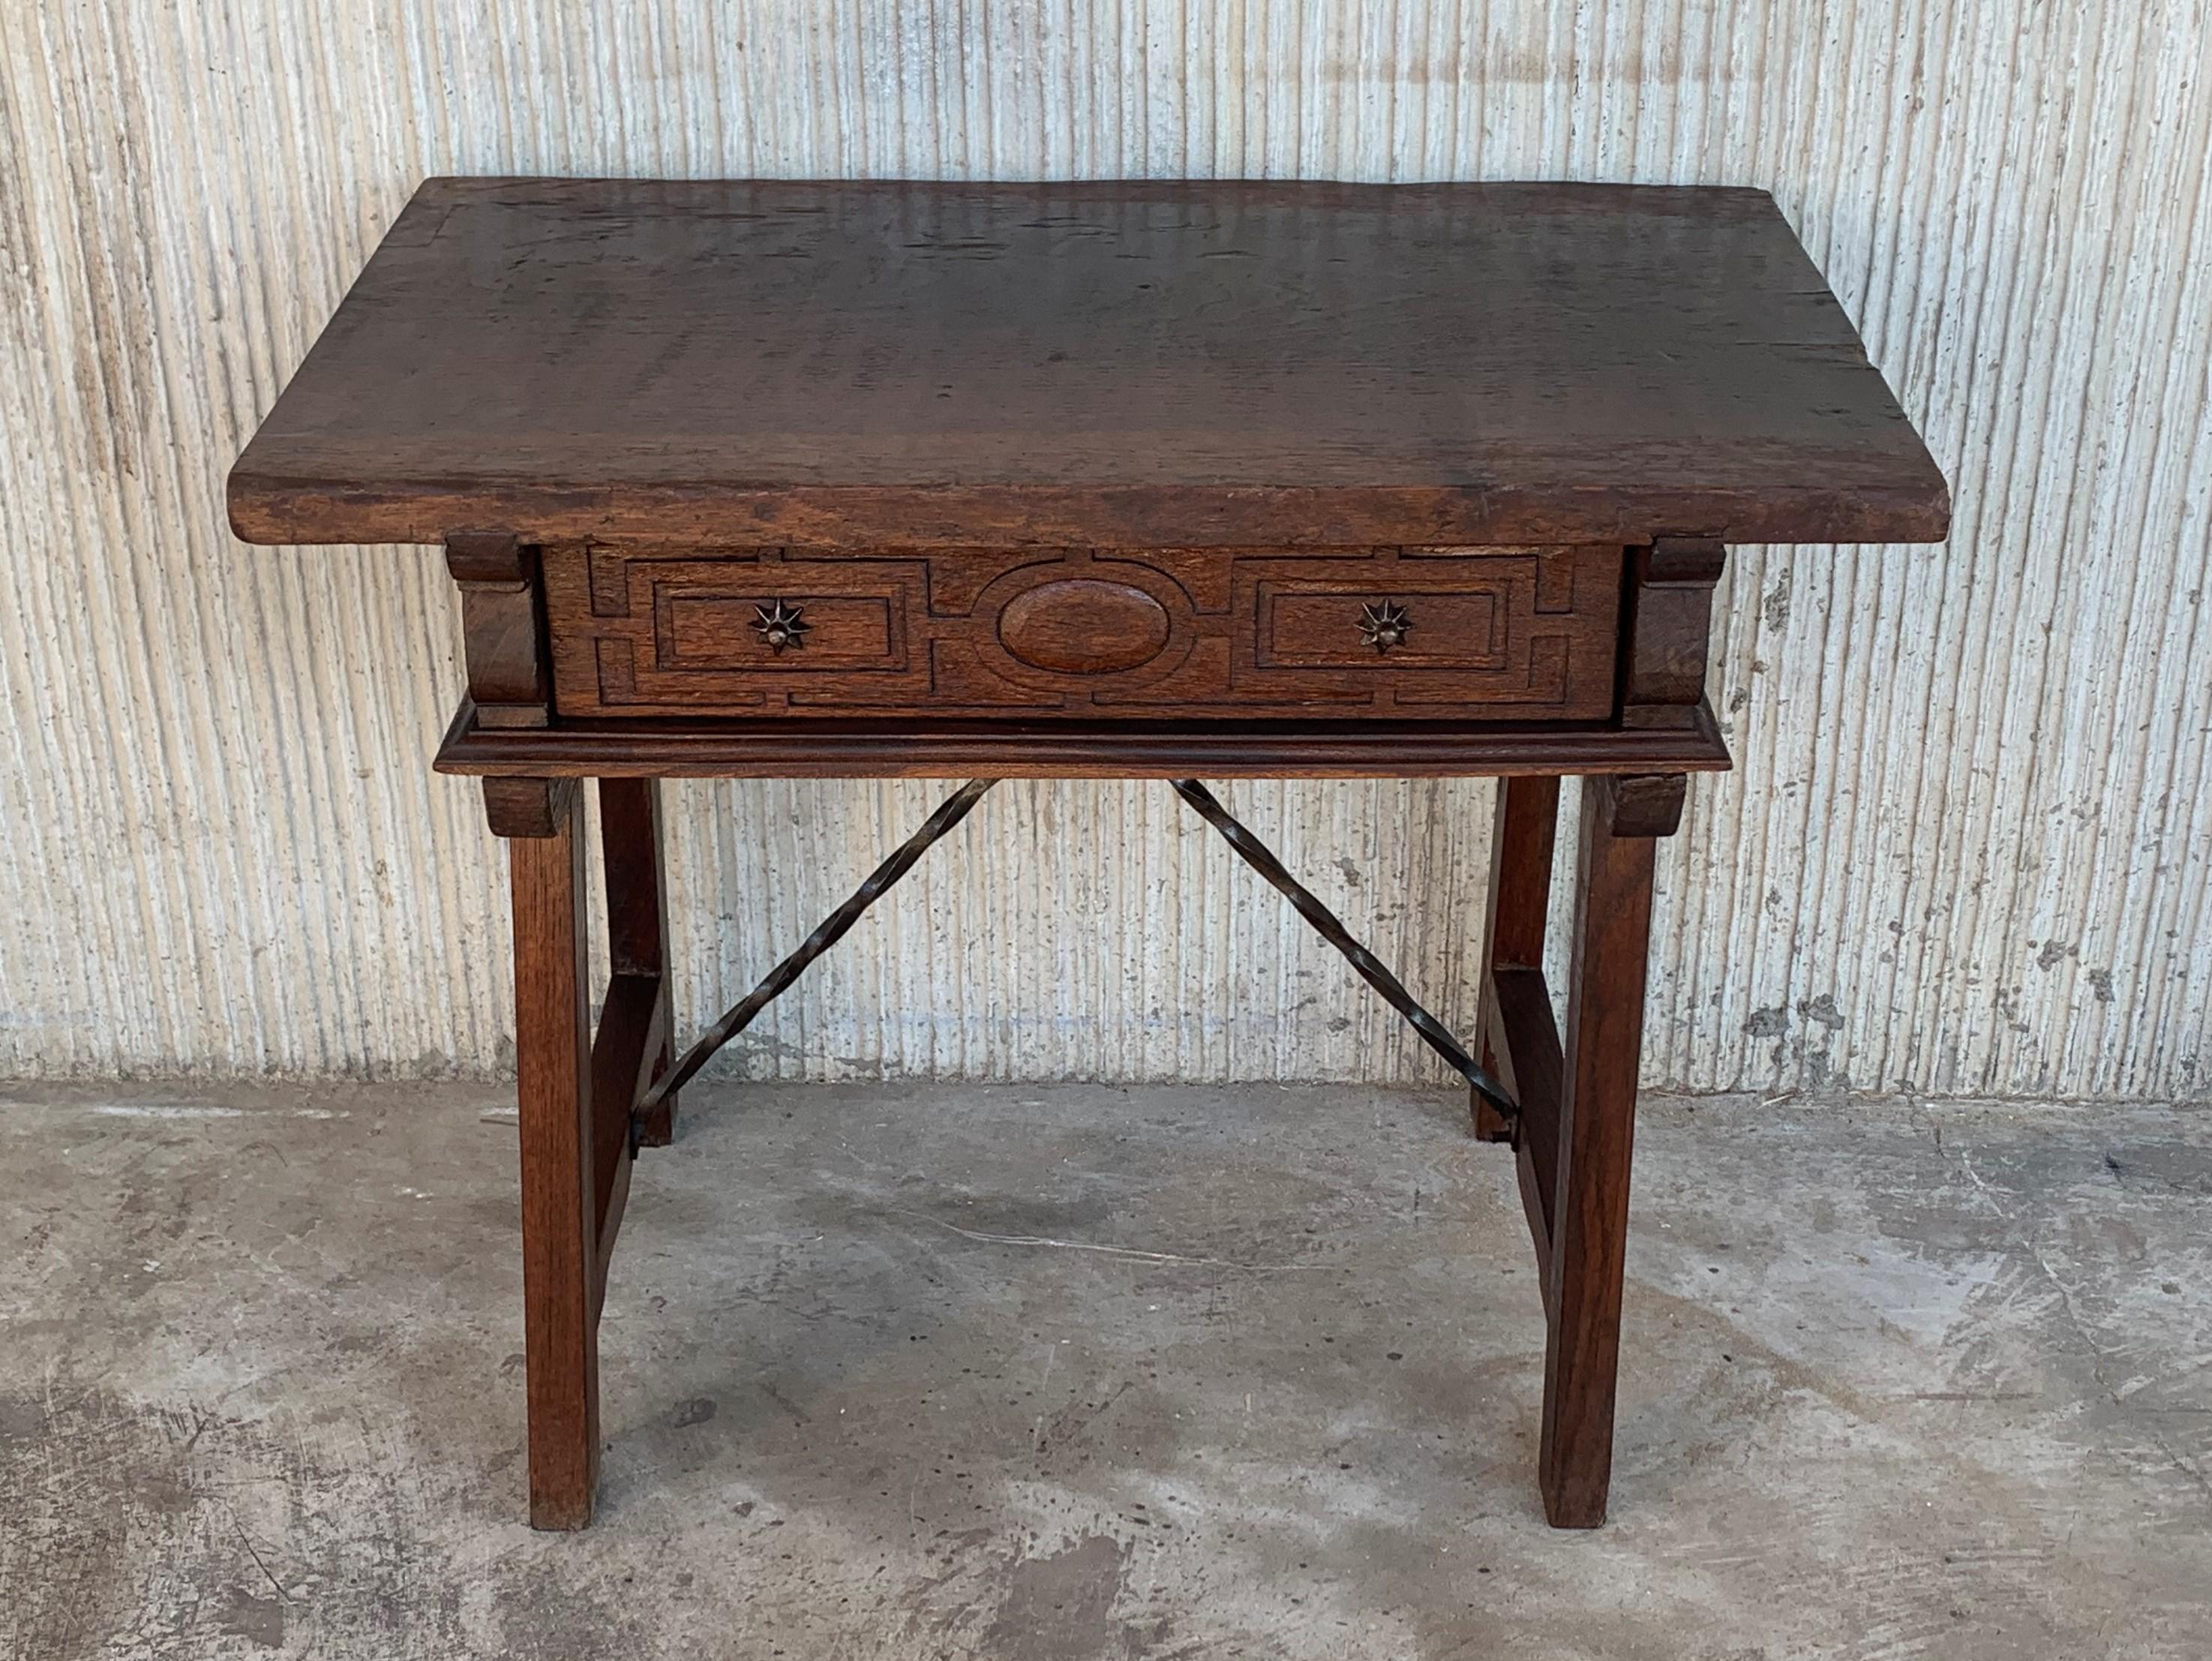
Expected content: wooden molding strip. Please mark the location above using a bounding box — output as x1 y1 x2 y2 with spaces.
434 700 1733 780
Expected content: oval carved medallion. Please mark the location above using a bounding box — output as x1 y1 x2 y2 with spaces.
997 579 1172 675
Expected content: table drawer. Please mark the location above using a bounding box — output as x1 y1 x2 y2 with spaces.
542 545 1623 721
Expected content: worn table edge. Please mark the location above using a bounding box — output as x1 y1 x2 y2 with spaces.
226 473 1951 552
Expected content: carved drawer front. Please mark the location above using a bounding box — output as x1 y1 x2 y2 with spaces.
542 544 1622 720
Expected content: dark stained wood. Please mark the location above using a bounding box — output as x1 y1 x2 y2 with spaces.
481 776 579 839
229 178 1949 552
1475 775 1560 1140
598 778 677 1146
1607 772 1690 838
436 700 1733 780
445 533 551 730
508 793 600 1530
599 780 669 975
1621 538 1727 731
1538 773 1678 1529
1482 965 1564 1301
998 579 1172 674
230 177 1949 1532
584 971 658 1311
540 544 1622 722
1487 778 1562 972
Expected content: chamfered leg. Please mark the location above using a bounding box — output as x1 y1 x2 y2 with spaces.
1538 773 1683 1528
1475 775 1562 1140
503 778 601 1530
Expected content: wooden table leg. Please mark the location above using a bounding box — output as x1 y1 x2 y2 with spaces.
1537 772 1685 1528
599 779 677 1146
498 777 602 1530
1475 776 1561 1141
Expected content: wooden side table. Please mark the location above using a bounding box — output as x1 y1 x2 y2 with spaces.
230 177 1947 1530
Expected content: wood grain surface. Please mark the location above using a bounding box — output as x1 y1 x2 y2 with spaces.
1538 773 1668 1528
597 778 677 1147
506 800 600 1530
229 178 1949 551
1475 774 1561 1143
541 542 1623 720
433 699 1733 779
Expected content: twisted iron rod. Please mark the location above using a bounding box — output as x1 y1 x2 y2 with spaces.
633 773 1514 1134
1167 778 1517 1116
635 777 999 1118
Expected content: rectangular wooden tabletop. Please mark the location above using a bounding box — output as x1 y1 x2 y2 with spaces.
229 177 1948 551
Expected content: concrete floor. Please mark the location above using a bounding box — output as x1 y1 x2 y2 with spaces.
1 1080 2206 1660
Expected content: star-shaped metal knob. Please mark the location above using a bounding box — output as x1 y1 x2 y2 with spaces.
752 599 811 654
1358 599 1412 654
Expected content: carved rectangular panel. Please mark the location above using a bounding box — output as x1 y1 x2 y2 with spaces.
542 544 1623 721
548 552 931 712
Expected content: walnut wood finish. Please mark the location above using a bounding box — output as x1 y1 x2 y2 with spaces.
481 776 578 839
1488 963 1565 1297
542 544 1622 722
1475 776 1561 1141
584 975 649 1302
229 176 1952 1533
437 701 1733 780
230 179 1948 552
446 533 551 730
1605 771 1690 838
598 779 677 1146
998 578 1168 674
1622 538 1727 731
1539 773 1676 1528
508 791 600 1530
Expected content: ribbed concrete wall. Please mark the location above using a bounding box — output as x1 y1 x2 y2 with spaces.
3 2 2207 1099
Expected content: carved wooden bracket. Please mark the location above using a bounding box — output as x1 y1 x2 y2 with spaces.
1596 773 1688 840
482 777 580 840
446 530 551 730
449 531 565 837
1620 536 1726 730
